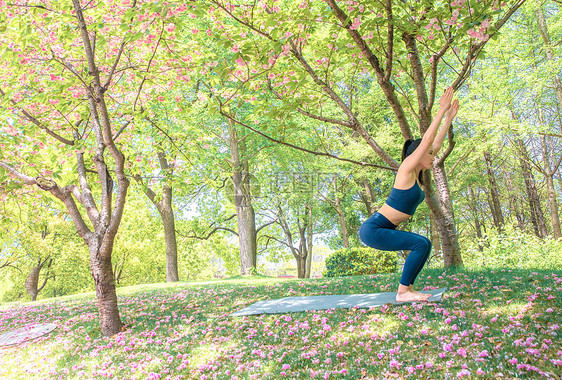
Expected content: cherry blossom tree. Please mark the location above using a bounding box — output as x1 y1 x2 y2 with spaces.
0 0 195 336
192 0 526 267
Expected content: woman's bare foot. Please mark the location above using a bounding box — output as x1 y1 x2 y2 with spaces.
396 290 431 303
408 285 429 297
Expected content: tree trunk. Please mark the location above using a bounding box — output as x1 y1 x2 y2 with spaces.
25 229 54 301
359 178 375 216
430 214 442 258
89 238 123 336
504 171 525 230
467 186 484 252
236 197 257 274
541 135 562 238
159 189 179 282
0 0 131 337
276 205 310 279
426 163 463 267
228 120 257 275
157 152 179 282
517 138 548 238
535 7 562 110
25 264 40 301
297 225 308 279
535 9 562 238
333 176 350 248
305 204 313 278
136 150 179 282
296 252 306 278
335 200 350 249
484 151 504 231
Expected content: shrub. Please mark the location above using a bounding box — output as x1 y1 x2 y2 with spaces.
323 247 396 277
461 227 562 270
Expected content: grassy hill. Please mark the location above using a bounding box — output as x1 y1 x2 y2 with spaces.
1 268 560 379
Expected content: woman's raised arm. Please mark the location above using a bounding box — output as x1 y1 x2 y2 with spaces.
401 87 454 171
433 99 459 155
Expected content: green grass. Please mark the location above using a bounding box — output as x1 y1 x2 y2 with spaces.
0 268 560 379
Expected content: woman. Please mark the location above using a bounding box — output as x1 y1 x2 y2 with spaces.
359 87 459 303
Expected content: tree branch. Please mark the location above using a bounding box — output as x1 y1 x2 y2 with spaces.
428 38 455 111
267 81 351 127
75 150 101 225
0 88 75 145
447 145 475 177
220 111 395 171
261 234 293 250
103 37 129 90
177 226 239 240
436 126 456 166
256 219 277 234
384 0 394 82
0 161 93 240
113 121 130 141
403 33 431 130
324 0 413 140
452 0 527 89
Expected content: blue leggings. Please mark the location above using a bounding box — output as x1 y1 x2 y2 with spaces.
359 212 431 287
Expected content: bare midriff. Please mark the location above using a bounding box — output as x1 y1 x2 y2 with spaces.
377 203 413 227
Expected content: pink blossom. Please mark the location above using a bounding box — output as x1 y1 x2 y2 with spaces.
350 17 361 30
456 348 467 357
478 350 489 358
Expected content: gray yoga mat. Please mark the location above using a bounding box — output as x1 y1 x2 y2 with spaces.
230 287 447 316
0 323 57 347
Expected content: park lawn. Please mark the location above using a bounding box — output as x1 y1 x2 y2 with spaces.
0 268 560 379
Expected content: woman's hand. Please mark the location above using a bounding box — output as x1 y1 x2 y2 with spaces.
439 87 454 111
445 99 459 120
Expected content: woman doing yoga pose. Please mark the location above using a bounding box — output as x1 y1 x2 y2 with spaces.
359 87 459 303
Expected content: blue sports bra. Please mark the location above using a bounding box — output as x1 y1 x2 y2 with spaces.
385 180 425 216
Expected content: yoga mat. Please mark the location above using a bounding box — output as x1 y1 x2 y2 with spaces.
230 287 447 316
0 323 57 347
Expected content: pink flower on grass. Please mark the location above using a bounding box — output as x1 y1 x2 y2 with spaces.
478 350 490 358
456 348 467 357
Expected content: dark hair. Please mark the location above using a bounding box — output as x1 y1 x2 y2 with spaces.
401 138 424 186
